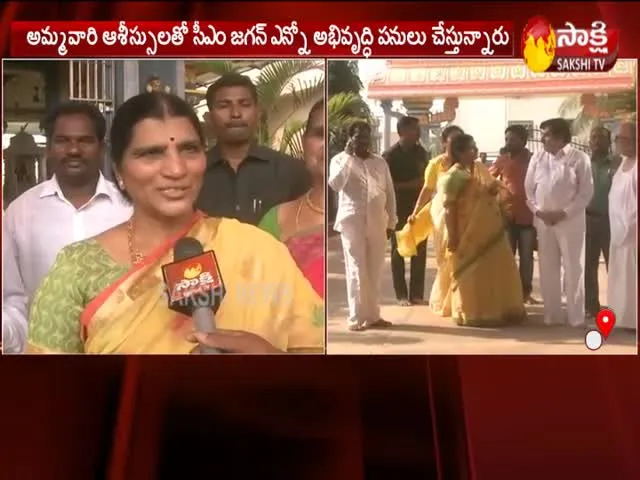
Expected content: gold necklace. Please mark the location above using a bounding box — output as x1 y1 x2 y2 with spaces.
295 197 305 233
304 191 324 214
295 191 324 234
127 219 144 266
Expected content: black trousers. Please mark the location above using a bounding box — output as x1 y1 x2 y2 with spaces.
585 213 610 315
506 223 535 297
389 233 427 301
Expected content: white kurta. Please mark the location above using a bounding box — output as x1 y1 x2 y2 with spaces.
607 157 637 330
524 145 594 327
328 151 398 326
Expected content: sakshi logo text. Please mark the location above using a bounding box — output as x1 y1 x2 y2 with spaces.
521 16 619 73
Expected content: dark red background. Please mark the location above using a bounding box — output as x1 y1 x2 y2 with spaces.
1 2 639 479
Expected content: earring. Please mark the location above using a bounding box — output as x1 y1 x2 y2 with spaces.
117 179 125 189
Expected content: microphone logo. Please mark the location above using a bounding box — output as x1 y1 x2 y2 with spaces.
183 263 203 279
162 250 223 304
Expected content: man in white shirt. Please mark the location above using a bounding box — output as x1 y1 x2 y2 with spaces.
524 118 594 328
607 120 637 331
328 121 398 332
2 101 132 353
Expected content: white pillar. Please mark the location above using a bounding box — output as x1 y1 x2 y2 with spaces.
122 60 140 102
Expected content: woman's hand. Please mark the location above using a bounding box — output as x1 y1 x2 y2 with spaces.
188 330 282 354
486 182 500 196
447 236 459 253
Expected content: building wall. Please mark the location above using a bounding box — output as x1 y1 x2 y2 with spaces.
453 97 507 155
371 95 582 157
454 95 577 155
3 68 48 125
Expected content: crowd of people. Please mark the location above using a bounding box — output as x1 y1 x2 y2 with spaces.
330 115 637 336
2 73 326 354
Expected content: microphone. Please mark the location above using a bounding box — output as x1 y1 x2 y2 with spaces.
162 237 226 354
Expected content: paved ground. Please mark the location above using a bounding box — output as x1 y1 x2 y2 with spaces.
327 235 637 355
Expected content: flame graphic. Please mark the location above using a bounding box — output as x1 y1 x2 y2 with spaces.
183 263 202 279
522 16 556 73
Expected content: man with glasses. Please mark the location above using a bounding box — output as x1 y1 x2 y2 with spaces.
524 118 594 328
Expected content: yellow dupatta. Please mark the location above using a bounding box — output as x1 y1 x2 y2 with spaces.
80 213 325 354
394 154 448 257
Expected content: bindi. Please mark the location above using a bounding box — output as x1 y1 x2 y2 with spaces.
169 136 175 142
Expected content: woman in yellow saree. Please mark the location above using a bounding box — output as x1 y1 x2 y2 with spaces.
396 125 464 257
27 92 324 354
431 134 526 326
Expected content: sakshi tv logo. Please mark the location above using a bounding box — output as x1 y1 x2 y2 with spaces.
521 16 619 73
183 262 203 280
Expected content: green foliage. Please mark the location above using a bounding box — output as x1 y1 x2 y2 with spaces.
328 92 373 158
327 61 373 159
328 60 363 95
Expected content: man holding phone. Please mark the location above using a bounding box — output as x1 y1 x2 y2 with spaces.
328 121 398 332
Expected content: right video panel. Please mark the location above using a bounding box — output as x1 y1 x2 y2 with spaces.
326 59 638 355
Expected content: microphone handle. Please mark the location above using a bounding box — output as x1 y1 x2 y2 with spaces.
198 344 224 355
192 308 224 354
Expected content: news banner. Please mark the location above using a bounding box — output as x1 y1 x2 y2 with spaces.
9 19 619 72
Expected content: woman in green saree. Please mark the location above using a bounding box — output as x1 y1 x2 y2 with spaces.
258 99 325 298
430 134 527 327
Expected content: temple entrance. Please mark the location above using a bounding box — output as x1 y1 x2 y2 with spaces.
366 59 637 160
3 61 54 205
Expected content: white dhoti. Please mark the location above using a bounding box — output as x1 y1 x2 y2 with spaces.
607 160 637 330
535 214 586 326
340 224 388 326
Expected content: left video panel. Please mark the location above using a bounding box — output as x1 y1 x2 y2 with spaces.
2 58 327 355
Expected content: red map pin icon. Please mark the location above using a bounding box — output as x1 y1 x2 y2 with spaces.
595 308 616 339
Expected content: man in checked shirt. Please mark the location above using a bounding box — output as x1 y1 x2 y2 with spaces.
328 121 398 332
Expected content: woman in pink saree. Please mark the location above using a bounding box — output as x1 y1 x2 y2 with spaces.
258 100 325 298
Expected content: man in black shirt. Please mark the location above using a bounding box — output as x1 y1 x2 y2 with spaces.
383 116 429 306
195 73 312 225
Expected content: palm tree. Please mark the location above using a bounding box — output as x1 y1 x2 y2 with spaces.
327 62 372 151
558 90 636 139
325 61 372 225
326 61 374 157
328 92 373 159
186 60 325 156
328 60 363 95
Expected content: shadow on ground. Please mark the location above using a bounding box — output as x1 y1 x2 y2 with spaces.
326 236 637 352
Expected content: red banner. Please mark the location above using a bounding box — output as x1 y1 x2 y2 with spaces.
10 21 514 58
